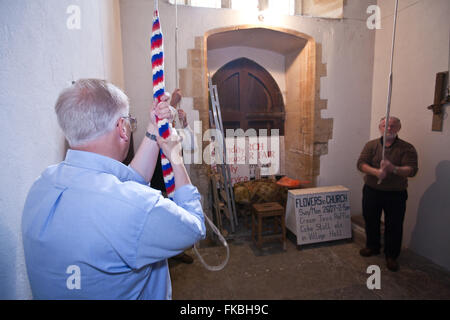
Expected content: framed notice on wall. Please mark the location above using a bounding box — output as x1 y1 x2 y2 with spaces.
211 136 286 185
285 186 352 246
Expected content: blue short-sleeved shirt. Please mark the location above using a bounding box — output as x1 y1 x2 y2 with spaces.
22 149 206 300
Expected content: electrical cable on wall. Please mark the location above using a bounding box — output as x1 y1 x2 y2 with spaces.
378 0 398 184
378 0 399 184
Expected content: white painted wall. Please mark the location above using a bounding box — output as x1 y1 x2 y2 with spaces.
370 0 450 270
0 0 124 299
316 0 376 214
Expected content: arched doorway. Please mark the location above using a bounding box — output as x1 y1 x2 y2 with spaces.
202 25 327 183
212 57 285 135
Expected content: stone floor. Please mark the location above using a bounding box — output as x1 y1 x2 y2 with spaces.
169 223 450 300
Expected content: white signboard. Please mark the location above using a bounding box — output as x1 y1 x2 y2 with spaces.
225 136 285 185
211 136 285 185
285 186 352 245
229 164 251 185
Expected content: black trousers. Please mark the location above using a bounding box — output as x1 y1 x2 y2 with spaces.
150 152 166 193
362 184 408 259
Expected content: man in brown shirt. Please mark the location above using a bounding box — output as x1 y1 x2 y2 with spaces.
357 116 418 271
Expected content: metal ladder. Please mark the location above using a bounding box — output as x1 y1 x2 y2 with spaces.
208 73 238 233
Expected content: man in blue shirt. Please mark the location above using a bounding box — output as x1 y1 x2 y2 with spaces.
22 79 206 299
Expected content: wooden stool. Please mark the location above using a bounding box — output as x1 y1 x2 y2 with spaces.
251 202 286 250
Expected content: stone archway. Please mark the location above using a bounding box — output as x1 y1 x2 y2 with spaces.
179 25 332 210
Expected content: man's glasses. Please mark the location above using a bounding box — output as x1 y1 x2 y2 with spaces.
121 116 137 133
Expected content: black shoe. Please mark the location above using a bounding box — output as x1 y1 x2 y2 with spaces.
386 257 399 272
172 253 194 264
359 247 380 257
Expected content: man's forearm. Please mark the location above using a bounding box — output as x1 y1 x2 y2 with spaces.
360 163 380 178
130 126 160 183
393 165 414 177
171 162 192 191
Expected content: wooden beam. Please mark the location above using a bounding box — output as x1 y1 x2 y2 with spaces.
428 71 448 132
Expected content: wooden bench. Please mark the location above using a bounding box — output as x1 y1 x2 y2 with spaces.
251 202 286 250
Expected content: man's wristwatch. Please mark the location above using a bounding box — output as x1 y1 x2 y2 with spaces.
145 131 157 142
393 166 399 175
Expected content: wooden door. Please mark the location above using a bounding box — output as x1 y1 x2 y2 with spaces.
212 57 285 135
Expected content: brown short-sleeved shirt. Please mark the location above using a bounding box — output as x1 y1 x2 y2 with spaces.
357 137 418 191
